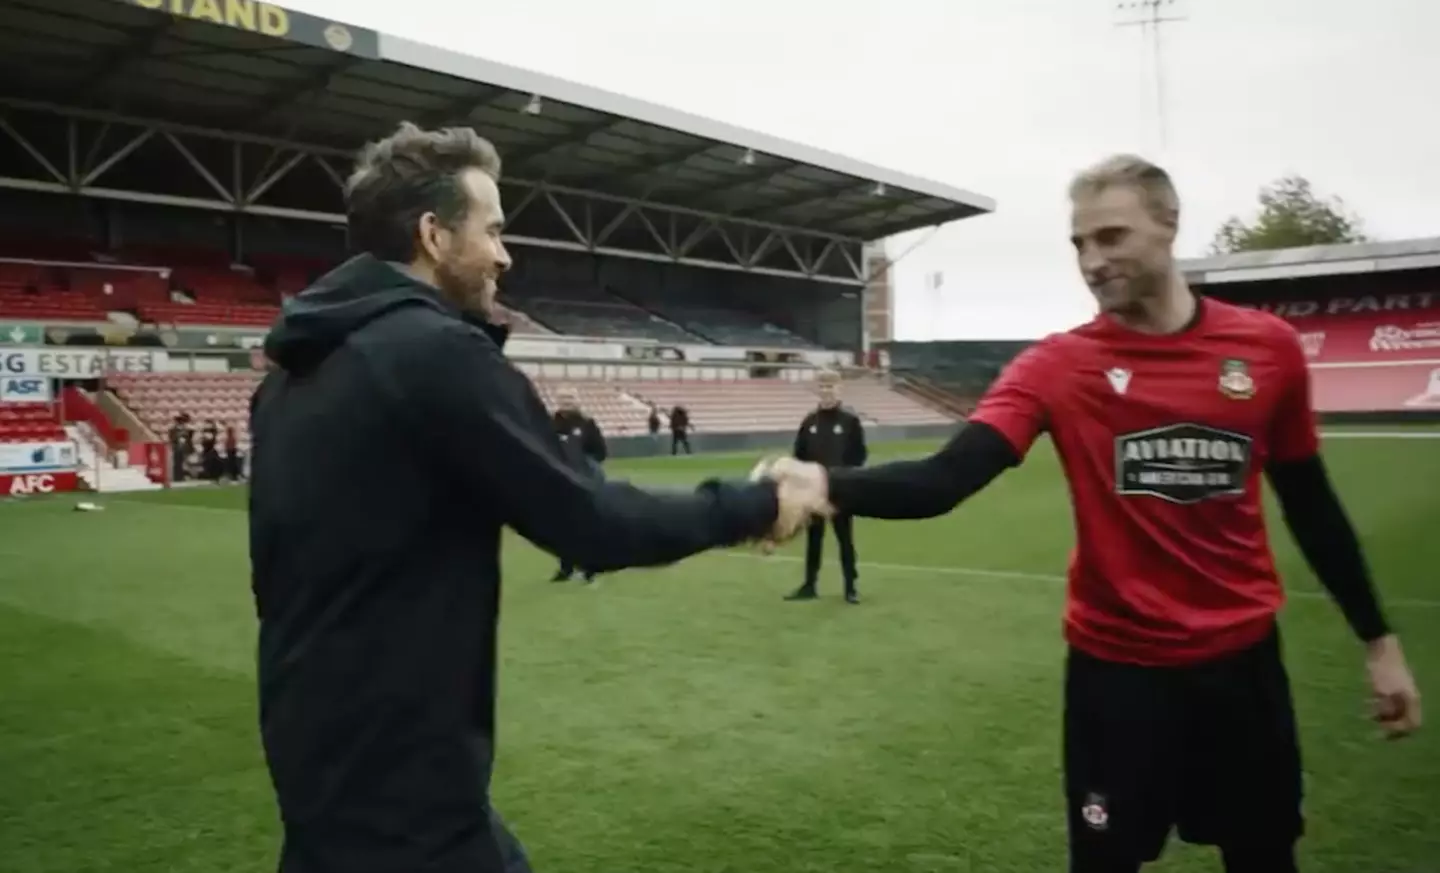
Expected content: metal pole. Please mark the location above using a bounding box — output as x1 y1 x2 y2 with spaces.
95 371 105 494
1114 0 1189 154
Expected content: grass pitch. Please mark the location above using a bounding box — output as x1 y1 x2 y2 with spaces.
1 434 1438 873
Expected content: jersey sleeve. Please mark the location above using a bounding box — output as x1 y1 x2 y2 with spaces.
966 340 1056 459
1268 325 1321 463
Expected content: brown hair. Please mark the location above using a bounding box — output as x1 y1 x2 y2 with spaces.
345 121 503 262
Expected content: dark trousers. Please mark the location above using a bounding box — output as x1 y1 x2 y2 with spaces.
803 513 857 591
671 431 691 454
556 557 592 579
1064 628 1302 872
277 806 530 873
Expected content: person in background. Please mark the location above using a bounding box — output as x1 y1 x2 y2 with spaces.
223 421 242 482
670 403 692 455
200 418 221 481
647 402 661 442
786 370 867 604
550 385 608 583
167 413 187 483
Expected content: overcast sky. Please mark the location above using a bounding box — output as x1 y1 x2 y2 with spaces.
285 0 1440 340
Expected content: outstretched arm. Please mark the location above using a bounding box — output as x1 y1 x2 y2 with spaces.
825 343 1054 518
827 421 1018 519
399 323 820 572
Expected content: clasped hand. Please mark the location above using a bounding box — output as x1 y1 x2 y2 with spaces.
748 456 833 551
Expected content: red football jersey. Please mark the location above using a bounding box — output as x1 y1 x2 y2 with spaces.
969 298 1320 666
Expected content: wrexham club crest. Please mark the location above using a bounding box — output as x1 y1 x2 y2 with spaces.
1218 358 1255 400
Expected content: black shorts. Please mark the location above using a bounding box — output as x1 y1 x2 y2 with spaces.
1064 626 1303 867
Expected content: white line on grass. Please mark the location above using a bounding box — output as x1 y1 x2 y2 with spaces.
48 496 1440 611
717 551 1440 610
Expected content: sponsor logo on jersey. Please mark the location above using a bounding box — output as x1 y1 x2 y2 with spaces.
1114 423 1253 504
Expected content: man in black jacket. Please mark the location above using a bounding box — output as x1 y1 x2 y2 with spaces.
550 385 607 583
786 371 868 604
248 122 826 873
669 404 692 454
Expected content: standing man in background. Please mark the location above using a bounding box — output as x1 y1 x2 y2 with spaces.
786 370 867 604
551 385 608 583
669 403 692 454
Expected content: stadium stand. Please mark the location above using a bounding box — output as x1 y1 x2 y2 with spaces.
0 0 993 495
507 285 700 343
531 380 652 434
1181 243 1440 415
107 370 957 445
108 372 260 450
618 286 816 349
0 402 67 442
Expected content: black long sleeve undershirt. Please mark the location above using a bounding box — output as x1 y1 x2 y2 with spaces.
1265 455 1391 642
826 421 1019 520
825 422 1390 644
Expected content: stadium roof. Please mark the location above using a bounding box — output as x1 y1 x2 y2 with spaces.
1179 236 1440 286
0 0 995 244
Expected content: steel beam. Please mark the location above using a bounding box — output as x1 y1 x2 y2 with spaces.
0 114 66 184
248 56 365 126
569 139 717 189
0 102 864 284
506 116 628 175
75 18 174 96
419 86 512 128
738 177 871 218
687 160 798 205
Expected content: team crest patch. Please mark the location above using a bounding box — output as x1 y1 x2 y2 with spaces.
1081 792 1109 831
1218 358 1255 400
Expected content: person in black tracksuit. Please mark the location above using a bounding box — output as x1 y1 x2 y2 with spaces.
247 124 791 873
550 386 608 583
787 373 868 603
669 404 692 454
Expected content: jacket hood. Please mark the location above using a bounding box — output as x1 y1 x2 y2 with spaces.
263 254 510 373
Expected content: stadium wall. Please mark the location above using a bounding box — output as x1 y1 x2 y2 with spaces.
604 422 959 459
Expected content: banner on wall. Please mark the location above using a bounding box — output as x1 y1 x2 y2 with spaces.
0 440 77 473
624 345 685 362
0 471 81 497
0 375 52 402
0 347 164 378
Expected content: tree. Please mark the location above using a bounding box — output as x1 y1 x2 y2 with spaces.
1209 175 1367 255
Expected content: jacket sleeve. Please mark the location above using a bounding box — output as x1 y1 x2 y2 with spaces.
396 324 778 571
793 413 813 461
585 418 608 463
846 412 868 467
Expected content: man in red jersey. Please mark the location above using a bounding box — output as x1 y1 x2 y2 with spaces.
753 155 1421 873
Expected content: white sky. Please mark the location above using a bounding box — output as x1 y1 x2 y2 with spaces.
285 0 1440 340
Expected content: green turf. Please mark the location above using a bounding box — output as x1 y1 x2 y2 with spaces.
1 436 1437 872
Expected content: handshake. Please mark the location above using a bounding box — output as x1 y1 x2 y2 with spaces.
749 456 834 551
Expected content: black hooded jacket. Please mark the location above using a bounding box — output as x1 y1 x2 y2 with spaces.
248 254 778 873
